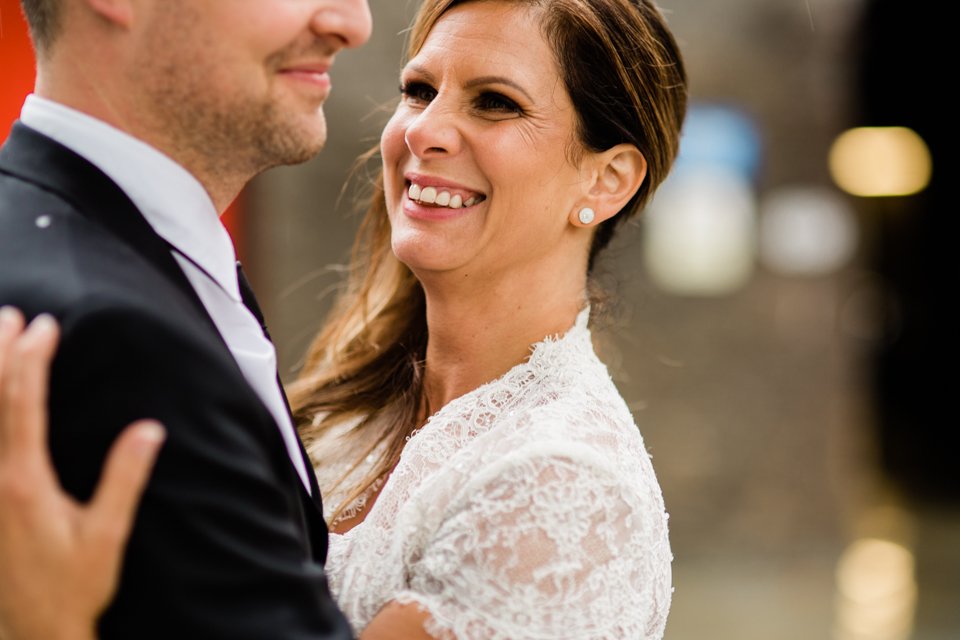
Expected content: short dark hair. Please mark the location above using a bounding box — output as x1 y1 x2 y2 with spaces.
19 0 62 53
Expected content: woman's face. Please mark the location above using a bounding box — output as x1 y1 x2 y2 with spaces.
381 1 591 284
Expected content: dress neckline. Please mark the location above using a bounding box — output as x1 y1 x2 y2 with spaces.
326 305 594 538
412 306 592 437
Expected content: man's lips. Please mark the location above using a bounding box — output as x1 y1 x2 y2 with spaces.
278 64 332 88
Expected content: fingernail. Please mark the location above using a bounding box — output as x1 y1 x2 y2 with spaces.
135 421 167 451
0 306 19 326
30 314 57 333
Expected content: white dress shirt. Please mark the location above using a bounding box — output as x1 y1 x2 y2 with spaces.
20 95 312 493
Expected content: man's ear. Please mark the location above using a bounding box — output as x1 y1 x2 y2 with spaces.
570 144 647 227
84 0 134 28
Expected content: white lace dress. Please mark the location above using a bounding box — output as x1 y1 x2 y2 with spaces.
308 310 672 639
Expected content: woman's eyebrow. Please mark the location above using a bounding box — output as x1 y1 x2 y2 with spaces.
404 63 534 103
403 63 437 82
464 76 534 103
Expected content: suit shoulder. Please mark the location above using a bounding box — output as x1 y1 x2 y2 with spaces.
0 168 78 223
0 174 138 317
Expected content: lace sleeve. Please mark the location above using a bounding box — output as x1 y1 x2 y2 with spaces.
394 442 672 639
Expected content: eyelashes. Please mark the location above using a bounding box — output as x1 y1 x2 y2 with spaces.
474 92 523 114
399 81 437 104
399 81 525 117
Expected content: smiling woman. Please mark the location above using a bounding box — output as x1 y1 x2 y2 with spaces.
0 0 685 638
289 0 687 638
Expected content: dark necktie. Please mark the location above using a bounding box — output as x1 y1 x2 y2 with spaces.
236 261 272 342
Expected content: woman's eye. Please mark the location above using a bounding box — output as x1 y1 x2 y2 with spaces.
475 92 523 115
400 82 437 105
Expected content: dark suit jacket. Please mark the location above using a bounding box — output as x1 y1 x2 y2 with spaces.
0 122 353 639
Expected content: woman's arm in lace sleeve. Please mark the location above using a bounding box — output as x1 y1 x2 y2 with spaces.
367 442 671 640
359 602 434 639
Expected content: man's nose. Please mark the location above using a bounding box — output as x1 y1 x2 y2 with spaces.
311 0 373 49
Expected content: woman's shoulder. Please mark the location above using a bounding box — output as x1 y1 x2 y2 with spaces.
454 392 660 507
496 358 646 449
442 318 654 478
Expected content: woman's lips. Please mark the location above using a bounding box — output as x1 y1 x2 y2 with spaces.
403 175 486 211
407 183 483 209
402 184 486 220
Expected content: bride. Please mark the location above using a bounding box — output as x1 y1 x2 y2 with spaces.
0 0 686 637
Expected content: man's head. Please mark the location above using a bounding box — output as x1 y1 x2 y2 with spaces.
20 0 372 209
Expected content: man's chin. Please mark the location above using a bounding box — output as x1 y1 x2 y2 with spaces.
286 115 327 163
257 119 327 168
282 142 325 167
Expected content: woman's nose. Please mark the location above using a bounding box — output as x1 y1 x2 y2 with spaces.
403 100 462 159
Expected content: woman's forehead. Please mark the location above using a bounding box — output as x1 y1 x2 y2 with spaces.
409 3 554 80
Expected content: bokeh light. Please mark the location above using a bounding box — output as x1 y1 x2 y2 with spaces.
829 127 932 197
759 186 858 277
834 538 917 640
643 104 760 296
645 166 756 295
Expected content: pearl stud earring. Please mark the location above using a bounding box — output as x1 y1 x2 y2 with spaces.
578 207 596 225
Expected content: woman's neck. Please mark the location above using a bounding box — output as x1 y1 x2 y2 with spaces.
419 273 585 414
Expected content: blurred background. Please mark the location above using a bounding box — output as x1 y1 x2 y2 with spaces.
2 0 954 637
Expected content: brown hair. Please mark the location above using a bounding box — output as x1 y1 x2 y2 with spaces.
19 0 61 53
289 0 687 523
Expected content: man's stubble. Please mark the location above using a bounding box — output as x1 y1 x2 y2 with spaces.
131 8 329 192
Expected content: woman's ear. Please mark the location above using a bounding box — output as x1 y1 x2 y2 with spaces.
570 144 647 227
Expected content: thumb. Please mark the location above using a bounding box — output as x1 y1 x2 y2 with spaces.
88 421 166 546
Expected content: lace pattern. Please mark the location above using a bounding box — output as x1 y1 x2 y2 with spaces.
317 310 672 638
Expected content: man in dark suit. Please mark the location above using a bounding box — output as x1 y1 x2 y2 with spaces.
0 0 371 637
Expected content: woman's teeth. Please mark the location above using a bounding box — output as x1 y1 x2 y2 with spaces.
408 183 480 209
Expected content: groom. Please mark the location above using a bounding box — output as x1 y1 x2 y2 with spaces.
0 0 371 638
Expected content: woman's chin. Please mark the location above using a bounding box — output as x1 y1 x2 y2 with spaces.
394 254 461 277
391 240 468 278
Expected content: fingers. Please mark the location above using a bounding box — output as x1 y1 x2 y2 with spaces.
0 313 60 460
0 307 26 390
88 420 166 547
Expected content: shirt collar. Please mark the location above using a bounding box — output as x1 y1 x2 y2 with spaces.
20 94 241 302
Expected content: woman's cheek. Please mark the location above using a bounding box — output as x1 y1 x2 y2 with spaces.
380 113 411 209
381 109 413 161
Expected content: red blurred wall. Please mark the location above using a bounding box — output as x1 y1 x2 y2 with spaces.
0 0 244 251
1 0 35 141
